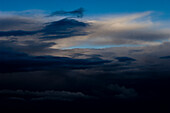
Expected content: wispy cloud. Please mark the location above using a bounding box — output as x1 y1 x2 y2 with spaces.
48 8 84 18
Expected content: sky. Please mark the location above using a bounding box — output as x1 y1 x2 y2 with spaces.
1 0 170 113
0 0 170 15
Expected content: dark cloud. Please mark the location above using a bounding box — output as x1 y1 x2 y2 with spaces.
0 90 91 101
0 30 37 36
15 41 56 55
39 33 87 40
40 18 89 40
0 18 89 40
0 49 111 73
107 84 138 98
0 40 57 56
48 8 84 18
115 57 136 62
160 56 170 59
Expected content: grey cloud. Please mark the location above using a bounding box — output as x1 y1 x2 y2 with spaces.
0 90 91 101
108 84 138 98
88 29 170 46
0 16 43 31
112 30 169 42
129 49 143 53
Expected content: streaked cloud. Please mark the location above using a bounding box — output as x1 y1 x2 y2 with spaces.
48 8 84 18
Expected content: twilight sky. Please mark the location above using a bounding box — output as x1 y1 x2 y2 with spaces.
0 0 170 113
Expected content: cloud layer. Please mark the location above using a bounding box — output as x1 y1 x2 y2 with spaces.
0 11 170 49
0 10 170 113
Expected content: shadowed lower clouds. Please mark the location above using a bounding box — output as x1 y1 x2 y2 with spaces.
0 49 111 73
1 9 170 113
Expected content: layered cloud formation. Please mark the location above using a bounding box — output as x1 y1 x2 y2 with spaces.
0 10 170 113
0 11 170 49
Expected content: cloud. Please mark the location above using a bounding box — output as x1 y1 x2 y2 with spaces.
0 49 111 73
1 11 170 49
108 84 138 98
50 12 170 49
0 18 89 41
115 57 136 62
0 42 170 112
160 56 170 59
0 40 57 56
0 9 170 113
0 30 37 36
0 90 91 101
48 8 84 18
0 15 44 31
85 12 170 46
40 18 89 40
